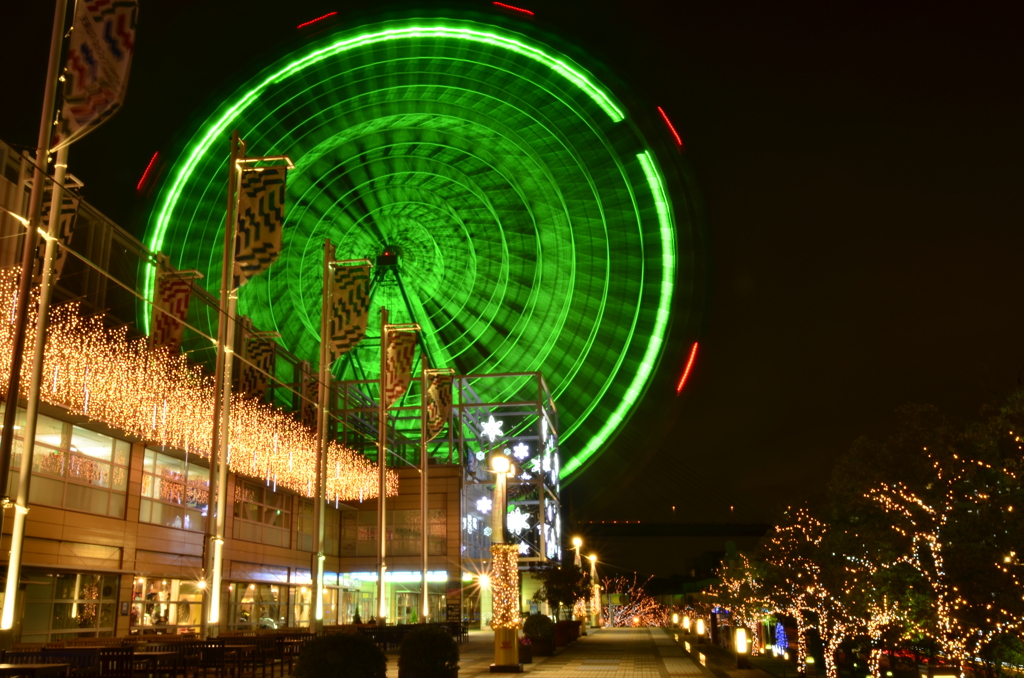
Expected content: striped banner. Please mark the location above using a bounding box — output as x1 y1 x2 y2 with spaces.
240 332 276 400
233 167 286 288
33 187 80 284
150 269 192 353
424 373 453 442
328 253 371 358
300 362 319 429
52 0 138 150
384 331 417 408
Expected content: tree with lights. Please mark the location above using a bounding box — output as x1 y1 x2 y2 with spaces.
598 574 671 627
530 562 590 621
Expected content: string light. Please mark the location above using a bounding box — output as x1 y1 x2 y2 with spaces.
0 268 397 501
490 544 521 629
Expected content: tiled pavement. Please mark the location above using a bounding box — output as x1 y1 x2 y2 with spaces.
385 627 713 677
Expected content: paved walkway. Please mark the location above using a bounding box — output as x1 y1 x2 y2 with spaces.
385 627 714 677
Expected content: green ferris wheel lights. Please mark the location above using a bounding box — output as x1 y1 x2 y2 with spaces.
561 151 675 479
144 23 625 305
143 16 693 484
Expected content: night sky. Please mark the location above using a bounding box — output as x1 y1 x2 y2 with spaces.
4 1 1023 577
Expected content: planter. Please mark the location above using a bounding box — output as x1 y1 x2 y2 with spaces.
398 670 459 678
553 624 569 647
519 645 533 664
530 638 554 656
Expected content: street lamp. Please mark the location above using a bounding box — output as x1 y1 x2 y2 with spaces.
572 536 583 568
735 627 750 668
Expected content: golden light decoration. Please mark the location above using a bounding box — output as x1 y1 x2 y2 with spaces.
490 543 521 629
0 268 397 501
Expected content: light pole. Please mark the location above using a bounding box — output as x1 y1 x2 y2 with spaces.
588 554 601 628
572 537 583 568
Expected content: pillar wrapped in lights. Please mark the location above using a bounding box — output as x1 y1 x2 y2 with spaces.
490 543 521 670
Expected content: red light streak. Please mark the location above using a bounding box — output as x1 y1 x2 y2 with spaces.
296 12 338 30
657 106 684 152
675 342 698 394
136 152 159 192
492 2 535 16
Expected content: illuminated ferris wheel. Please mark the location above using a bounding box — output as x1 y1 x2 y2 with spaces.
143 10 701 483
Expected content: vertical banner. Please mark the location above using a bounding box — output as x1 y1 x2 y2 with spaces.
52 0 139 150
300 361 319 429
328 256 371 358
33 186 80 283
241 333 276 400
384 331 417 408
233 167 286 288
424 373 452 442
150 264 192 354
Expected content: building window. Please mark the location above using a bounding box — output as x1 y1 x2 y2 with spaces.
342 509 446 557
130 577 203 632
229 583 288 630
21 572 119 643
233 480 291 547
1 404 129 519
139 449 209 531
297 499 314 552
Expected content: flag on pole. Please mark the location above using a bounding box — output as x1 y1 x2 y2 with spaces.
241 332 276 400
51 0 138 151
384 331 417 408
328 256 371 358
424 372 453 441
300 361 319 429
33 186 80 284
150 258 193 353
233 167 286 288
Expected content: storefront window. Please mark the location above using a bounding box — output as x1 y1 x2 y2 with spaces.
130 577 203 632
21 572 118 643
233 481 291 547
0 404 129 519
140 449 209 531
229 583 288 630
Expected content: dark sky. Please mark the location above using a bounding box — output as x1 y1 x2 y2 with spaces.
4 1 1023 577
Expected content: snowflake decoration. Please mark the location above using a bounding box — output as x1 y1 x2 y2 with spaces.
507 506 530 535
512 443 530 460
475 450 486 461
484 527 493 537
519 472 532 481
476 497 492 513
518 541 530 555
481 415 504 442
541 453 550 473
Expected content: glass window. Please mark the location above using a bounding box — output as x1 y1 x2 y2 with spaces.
20 572 118 643
0 404 128 518
228 583 288 630
344 509 446 557
130 577 203 633
233 481 291 547
297 500 314 552
140 449 209 531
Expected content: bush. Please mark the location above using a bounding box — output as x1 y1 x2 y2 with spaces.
522 613 555 641
295 633 387 678
398 625 460 673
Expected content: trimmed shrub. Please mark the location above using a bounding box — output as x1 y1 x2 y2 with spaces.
295 633 387 678
522 613 555 641
398 625 460 674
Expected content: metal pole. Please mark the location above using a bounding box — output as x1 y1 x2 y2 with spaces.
420 357 429 623
0 143 68 631
312 240 332 631
0 0 67 560
376 307 388 624
203 131 243 637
